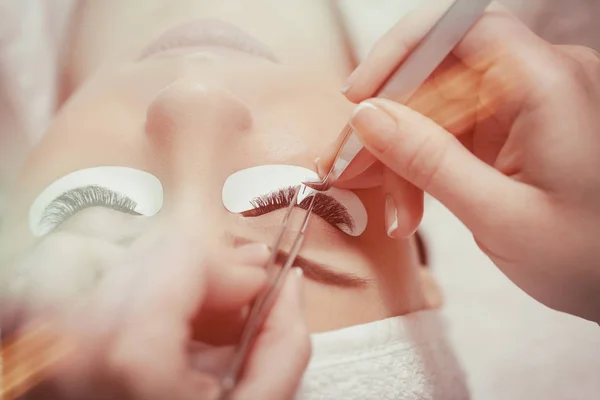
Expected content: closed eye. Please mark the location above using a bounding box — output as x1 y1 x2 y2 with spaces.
40 185 141 232
241 186 355 233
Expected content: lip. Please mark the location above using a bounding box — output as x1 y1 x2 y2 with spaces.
138 18 279 62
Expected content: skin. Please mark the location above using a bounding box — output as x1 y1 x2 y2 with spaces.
318 1 600 324
0 1 439 398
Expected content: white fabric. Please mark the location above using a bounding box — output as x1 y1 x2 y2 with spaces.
298 310 469 400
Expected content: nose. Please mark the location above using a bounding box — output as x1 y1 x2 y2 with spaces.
145 79 253 178
145 80 253 241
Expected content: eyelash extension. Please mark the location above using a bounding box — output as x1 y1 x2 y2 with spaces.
40 185 141 230
241 186 355 232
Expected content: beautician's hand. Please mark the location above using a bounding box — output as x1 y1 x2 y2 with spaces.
1 229 310 399
317 2 600 323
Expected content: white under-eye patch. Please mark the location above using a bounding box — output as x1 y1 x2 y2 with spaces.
29 167 164 237
222 165 368 236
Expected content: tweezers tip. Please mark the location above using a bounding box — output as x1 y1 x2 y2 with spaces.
297 184 313 204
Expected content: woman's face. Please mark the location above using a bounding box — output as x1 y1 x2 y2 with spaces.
2 20 429 333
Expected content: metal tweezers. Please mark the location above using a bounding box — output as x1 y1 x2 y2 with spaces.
220 0 492 396
220 185 315 396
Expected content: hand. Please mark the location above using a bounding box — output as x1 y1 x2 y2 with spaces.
317 2 600 323
1 228 310 399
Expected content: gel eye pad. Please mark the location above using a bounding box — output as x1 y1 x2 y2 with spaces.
222 165 367 236
29 167 164 237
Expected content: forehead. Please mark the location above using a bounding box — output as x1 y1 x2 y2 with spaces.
16 55 353 213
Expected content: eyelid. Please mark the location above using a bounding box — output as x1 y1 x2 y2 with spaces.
241 187 355 233
40 186 142 234
221 165 367 236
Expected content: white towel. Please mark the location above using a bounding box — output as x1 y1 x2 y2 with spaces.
298 310 469 400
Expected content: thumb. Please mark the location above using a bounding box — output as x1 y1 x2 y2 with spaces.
350 98 532 234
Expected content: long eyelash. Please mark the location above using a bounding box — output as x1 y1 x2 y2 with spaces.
40 185 141 229
242 186 355 231
246 187 295 213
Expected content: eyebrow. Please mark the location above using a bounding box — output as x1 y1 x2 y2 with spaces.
234 237 369 289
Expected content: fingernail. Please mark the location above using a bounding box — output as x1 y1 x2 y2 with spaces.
385 194 399 239
291 267 305 308
314 157 321 173
343 66 360 93
240 305 250 319
314 157 325 177
352 101 379 117
236 242 270 264
350 101 398 154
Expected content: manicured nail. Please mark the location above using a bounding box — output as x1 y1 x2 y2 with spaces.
352 100 377 115
240 305 250 319
385 194 399 239
350 101 398 154
314 157 326 177
343 66 360 94
236 242 270 264
293 266 304 278
291 267 305 308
